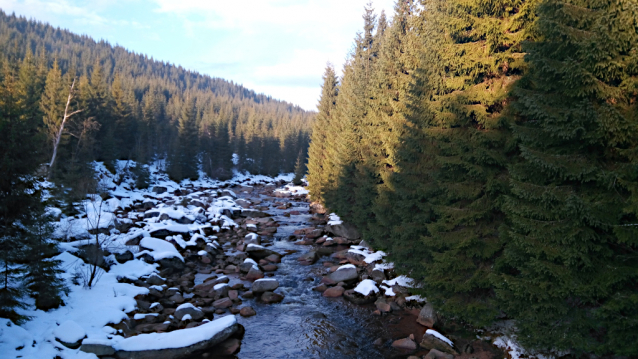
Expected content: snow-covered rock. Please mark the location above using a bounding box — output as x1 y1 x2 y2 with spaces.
53 320 86 348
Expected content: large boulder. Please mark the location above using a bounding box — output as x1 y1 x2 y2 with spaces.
417 303 438 328
245 244 278 260
113 316 239 359
321 265 359 285
420 330 459 355
53 320 86 349
325 222 360 240
80 340 116 357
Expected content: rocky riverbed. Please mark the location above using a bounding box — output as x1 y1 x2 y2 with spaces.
87 176 506 359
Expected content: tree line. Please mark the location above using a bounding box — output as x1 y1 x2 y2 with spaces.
0 10 313 186
0 10 313 322
307 0 637 356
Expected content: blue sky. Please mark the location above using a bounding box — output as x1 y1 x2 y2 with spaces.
0 0 398 111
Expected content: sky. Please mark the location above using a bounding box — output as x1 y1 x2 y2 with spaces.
0 0 399 111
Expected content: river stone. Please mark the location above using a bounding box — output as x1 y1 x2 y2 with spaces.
152 186 167 194
425 349 455 359
297 251 318 265
324 267 358 284
245 267 264 281
417 303 438 328
392 337 417 351
239 261 257 273
252 279 279 293
262 263 278 272
313 284 328 292
194 276 229 292
146 273 165 286
175 304 204 321
322 286 345 298
158 257 185 271
80 341 116 356
261 291 284 304
420 332 459 355
370 268 386 283
240 209 269 218
214 338 241 356
239 306 256 317
114 319 240 359
245 245 277 260
264 254 281 263
343 289 377 305
212 297 233 309
54 320 86 349
115 251 134 264
325 222 360 240
212 283 230 299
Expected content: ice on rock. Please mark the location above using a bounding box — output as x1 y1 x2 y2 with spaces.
354 279 380 296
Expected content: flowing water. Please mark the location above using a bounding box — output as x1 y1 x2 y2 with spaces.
198 190 423 359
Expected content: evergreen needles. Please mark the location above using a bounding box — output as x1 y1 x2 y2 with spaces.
307 0 638 355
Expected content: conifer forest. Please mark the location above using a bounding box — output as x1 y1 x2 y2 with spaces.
1 1 637 359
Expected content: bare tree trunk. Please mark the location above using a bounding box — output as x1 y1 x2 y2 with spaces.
48 79 82 180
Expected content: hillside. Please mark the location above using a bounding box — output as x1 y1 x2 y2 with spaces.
0 10 314 182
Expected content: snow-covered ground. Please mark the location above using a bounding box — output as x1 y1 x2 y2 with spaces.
0 160 293 359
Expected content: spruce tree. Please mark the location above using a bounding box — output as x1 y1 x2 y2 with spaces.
367 0 422 243
323 3 381 227
292 150 306 185
307 64 338 203
169 97 199 181
387 0 538 326
498 0 638 354
0 56 52 322
23 213 67 311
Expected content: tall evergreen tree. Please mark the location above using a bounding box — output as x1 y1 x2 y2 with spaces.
323 3 382 227
498 0 638 354
307 64 338 203
169 96 199 181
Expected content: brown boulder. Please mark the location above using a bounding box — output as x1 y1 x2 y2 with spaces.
392 337 417 351
261 291 284 304
212 298 233 309
322 286 345 298
239 306 256 317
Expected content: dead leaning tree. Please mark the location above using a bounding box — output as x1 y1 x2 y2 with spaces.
47 78 82 180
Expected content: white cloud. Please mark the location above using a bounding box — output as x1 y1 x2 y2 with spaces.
1 0 400 110
152 0 398 110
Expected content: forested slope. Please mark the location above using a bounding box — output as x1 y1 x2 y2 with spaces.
307 0 638 356
0 9 313 322
0 10 314 184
